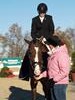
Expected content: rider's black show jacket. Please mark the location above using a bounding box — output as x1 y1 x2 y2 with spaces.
31 14 55 39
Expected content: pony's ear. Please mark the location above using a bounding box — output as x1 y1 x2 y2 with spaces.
24 38 30 44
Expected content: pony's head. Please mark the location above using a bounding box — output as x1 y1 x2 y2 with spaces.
25 39 48 76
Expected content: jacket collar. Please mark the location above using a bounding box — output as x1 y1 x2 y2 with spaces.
51 45 68 55
38 15 46 23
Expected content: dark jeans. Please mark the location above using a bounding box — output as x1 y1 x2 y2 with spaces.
50 84 68 100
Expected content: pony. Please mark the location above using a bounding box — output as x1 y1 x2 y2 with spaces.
24 38 49 100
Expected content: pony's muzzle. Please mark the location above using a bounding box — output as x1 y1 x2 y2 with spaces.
34 63 41 76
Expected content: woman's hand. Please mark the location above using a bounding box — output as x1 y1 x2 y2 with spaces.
34 74 43 80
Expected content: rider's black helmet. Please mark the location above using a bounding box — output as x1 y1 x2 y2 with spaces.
37 3 48 14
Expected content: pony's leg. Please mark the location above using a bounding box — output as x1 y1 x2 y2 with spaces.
31 88 36 100
40 78 51 100
30 78 38 100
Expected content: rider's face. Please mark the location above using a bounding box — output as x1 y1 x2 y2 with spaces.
39 13 46 17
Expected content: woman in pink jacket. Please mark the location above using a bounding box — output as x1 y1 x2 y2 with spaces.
34 36 70 100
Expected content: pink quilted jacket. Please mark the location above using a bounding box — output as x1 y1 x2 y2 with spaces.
41 45 70 84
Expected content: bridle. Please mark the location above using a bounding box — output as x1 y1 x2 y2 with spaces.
28 50 43 71
24 37 48 76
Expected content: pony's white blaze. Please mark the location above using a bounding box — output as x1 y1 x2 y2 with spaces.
34 47 41 76
34 47 39 62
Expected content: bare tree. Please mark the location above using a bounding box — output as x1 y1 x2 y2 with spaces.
0 35 9 58
55 27 73 55
5 23 31 58
65 28 75 51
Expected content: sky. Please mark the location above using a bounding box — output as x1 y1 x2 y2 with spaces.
0 0 75 34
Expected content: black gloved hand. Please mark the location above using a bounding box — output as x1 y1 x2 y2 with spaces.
33 38 36 43
49 78 56 87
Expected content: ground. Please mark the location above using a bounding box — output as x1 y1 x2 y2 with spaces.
0 68 75 100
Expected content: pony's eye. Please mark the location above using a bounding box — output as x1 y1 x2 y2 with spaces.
29 52 31 55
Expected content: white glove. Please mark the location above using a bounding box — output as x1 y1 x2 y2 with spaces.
43 38 46 42
42 38 46 44
47 51 52 55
